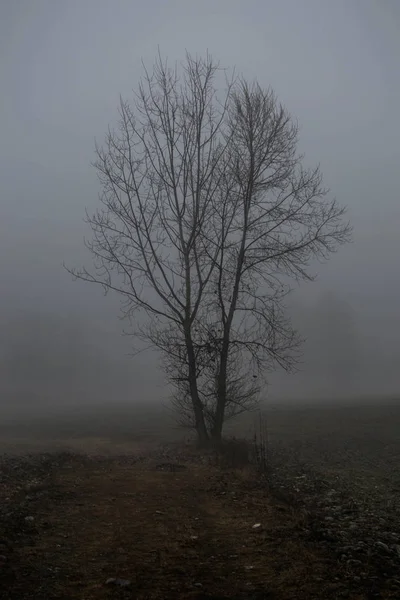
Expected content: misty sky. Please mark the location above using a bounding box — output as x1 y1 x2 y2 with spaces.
1 0 399 403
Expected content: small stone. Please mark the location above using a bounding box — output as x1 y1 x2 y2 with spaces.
376 541 390 553
105 577 131 587
252 523 261 529
190 535 198 540
194 582 203 588
347 559 362 567
24 516 34 522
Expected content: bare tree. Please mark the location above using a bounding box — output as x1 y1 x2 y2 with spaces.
68 53 233 444
198 81 352 438
68 53 351 444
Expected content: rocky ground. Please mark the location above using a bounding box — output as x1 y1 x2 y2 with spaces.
267 442 400 598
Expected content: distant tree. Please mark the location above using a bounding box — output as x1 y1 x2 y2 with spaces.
68 53 351 445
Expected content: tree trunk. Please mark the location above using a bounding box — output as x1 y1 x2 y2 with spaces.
190 374 209 446
185 330 209 445
212 236 246 441
211 341 229 441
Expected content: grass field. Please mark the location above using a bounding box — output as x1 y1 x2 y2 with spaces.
0 399 399 599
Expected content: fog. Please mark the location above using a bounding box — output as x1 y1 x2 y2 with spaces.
1 0 399 411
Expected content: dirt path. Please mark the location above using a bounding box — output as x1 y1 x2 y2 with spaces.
2 453 364 599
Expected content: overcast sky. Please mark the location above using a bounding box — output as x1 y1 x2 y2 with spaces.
1 0 399 403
